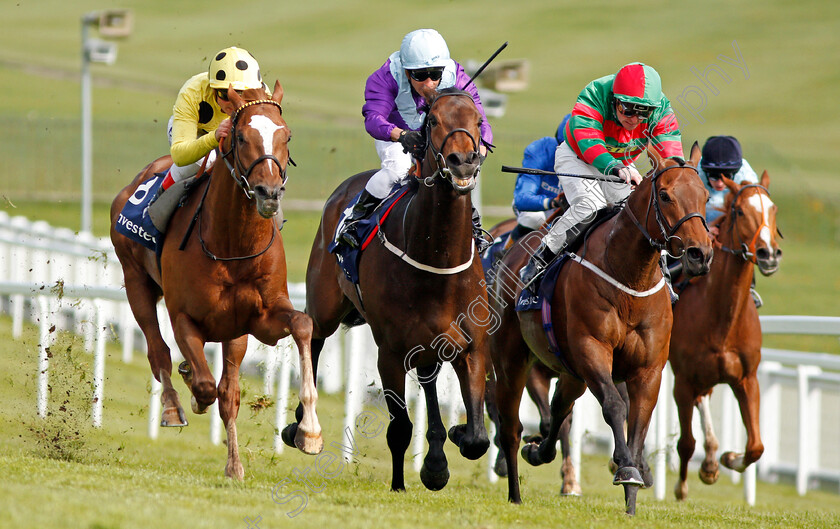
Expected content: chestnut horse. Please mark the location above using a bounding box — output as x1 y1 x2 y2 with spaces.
286 88 490 492
490 145 712 514
670 172 781 500
110 82 322 479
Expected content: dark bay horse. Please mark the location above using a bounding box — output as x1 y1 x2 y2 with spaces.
490 145 712 514
670 171 781 500
287 88 490 492
110 82 322 479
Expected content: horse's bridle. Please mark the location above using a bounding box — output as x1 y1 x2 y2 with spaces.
218 99 289 199
419 91 482 187
719 183 773 264
625 163 709 258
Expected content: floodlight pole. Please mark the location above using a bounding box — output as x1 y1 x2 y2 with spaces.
81 15 94 234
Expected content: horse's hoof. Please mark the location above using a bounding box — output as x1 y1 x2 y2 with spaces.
699 465 720 485
420 463 450 491
295 428 324 455
613 466 644 486
674 481 688 501
561 489 582 497
493 455 509 478
459 434 489 460
447 424 466 446
281 423 298 448
190 395 210 415
177 361 192 383
160 405 188 427
225 461 245 481
520 443 545 467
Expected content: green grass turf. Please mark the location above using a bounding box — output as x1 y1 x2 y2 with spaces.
1 314 839 528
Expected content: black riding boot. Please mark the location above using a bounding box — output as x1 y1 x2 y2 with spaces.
519 243 557 287
472 206 492 254
338 190 380 248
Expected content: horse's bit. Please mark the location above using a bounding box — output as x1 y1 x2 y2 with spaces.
420 91 482 187
626 163 709 258
719 183 773 263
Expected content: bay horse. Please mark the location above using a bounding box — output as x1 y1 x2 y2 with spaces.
490 144 712 514
670 171 781 500
285 87 490 492
109 82 323 480
483 213 579 494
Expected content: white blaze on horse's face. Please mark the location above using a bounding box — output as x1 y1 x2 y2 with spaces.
248 115 285 158
747 192 775 247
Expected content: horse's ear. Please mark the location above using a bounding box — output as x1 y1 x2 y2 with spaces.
760 169 770 189
227 85 244 109
271 80 284 105
689 141 702 167
723 174 740 194
646 145 664 172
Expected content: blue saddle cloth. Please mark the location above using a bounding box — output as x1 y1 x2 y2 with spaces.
328 184 412 284
114 175 164 253
479 231 512 286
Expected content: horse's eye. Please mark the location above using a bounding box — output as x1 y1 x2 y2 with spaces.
236 132 245 144
735 208 744 216
428 116 438 126
659 190 671 203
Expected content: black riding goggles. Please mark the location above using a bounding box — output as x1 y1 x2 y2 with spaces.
215 88 243 102
706 169 737 182
408 68 444 82
616 100 654 119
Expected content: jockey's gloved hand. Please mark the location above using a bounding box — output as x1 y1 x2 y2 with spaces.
612 165 643 186
549 195 567 210
398 130 425 159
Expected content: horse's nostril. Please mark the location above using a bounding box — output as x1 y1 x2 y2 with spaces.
686 247 703 263
756 247 770 260
446 153 464 166
774 248 783 259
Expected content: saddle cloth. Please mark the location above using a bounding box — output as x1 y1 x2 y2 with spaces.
328 183 412 284
115 175 164 252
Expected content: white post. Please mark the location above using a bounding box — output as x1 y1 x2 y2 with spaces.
148 373 161 439
720 388 738 483
654 365 672 500
263 343 278 396
209 343 223 445
120 302 134 363
342 326 366 462
273 339 292 454
36 296 50 418
411 374 426 473
92 299 107 427
796 366 820 495
80 18 93 235
757 362 781 483
487 419 499 484
744 462 756 506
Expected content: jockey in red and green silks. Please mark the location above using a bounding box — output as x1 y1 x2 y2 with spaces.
520 62 684 285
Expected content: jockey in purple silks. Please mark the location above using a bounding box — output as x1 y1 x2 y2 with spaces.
337 28 494 249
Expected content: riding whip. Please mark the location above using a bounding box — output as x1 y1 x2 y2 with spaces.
501 165 626 184
463 41 509 90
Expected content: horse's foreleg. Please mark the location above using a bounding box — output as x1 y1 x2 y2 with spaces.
171 313 215 413
697 394 721 484
522 373 582 468
625 370 662 489
123 270 186 426
673 376 698 500
584 370 640 485
282 337 326 450
417 364 449 491
218 337 248 480
495 359 528 504
286 311 323 455
484 368 509 477
558 410 581 496
378 353 411 492
721 375 764 472
448 347 490 461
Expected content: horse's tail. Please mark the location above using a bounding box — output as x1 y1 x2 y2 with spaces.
341 308 367 328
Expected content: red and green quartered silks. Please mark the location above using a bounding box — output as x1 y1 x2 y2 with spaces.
563 73 683 176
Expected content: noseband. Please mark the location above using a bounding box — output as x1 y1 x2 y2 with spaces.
420 91 482 187
626 163 709 258
218 99 289 199
720 183 773 263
